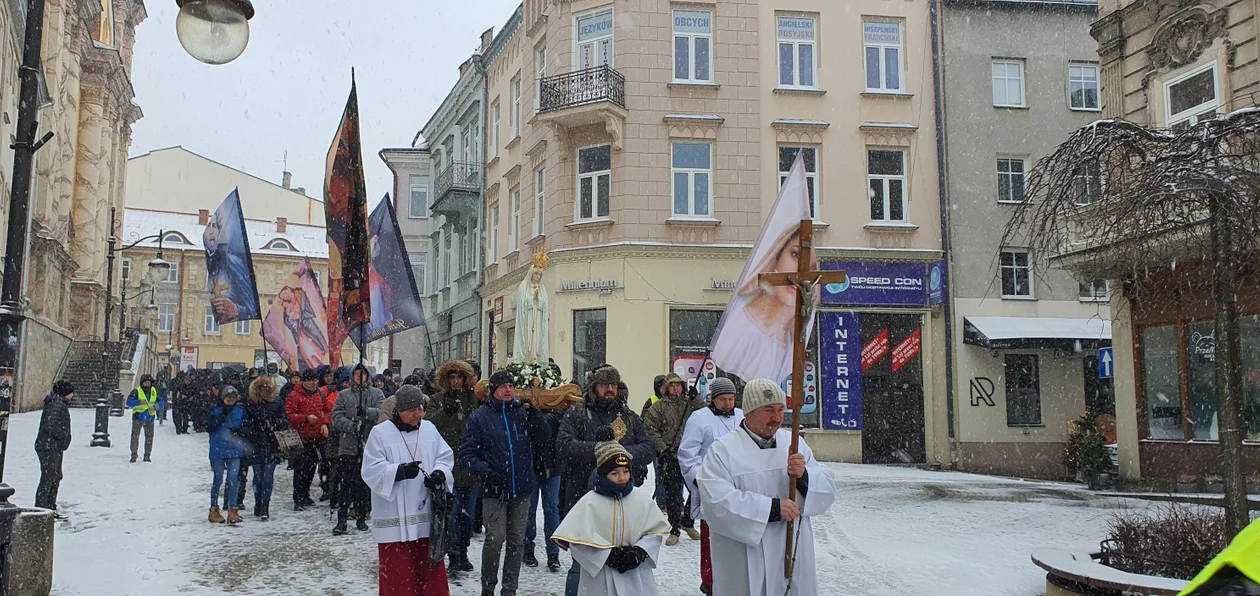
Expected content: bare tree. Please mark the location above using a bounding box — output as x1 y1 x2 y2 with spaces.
1002 110 1260 538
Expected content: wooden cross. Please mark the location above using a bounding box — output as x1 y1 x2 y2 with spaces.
757 219 846 579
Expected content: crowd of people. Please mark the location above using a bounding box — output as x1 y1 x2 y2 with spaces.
32 357 838 596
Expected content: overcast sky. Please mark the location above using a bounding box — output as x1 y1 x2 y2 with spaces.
130 0 521 210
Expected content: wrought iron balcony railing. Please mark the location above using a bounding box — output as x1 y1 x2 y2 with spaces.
432 161 482 205
539 65 626 113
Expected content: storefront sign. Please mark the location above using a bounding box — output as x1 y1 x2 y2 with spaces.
780 360 818 415
819 311 864 430
862 329 889 371
891 329 921 372
928 260 947 306
180 347 198 371
673 356 717 398
709 279 736 291
674 10 711 34
821 261 929 307
559 280 621 293
494 297 504 323
777 16 815 41
578 12 614 42
863 21 900 44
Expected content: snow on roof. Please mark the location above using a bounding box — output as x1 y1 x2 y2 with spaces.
122 208 328 259
965 316 1111 341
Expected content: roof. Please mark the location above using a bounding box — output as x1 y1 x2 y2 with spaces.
122 208 329 259
963 316 1111 350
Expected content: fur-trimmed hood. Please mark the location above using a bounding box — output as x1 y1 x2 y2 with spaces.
436 360 476 391
249 376 278 403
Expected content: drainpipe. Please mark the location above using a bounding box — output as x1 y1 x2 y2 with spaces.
930 0 958 464
472 53 489 366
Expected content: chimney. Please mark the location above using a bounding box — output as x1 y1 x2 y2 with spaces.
276 217 287 233
198 209 210 225
294 187 306 195
282 170 293 189
480 27 494 53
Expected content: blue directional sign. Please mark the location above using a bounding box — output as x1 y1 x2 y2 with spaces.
1098 347 1114 379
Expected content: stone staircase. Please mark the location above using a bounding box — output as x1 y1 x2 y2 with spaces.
59 330 140 409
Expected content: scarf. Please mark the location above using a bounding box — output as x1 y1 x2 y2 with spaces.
392 415 419 433
709 402 735 418
591 470 635 500
740 420 777 450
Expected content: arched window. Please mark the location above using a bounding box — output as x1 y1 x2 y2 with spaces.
265 239 295 251
162 232 188 245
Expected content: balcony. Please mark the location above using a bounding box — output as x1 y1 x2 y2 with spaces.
537 65 627 150
431 161 482 215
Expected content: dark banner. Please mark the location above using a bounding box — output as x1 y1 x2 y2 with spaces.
353 195 425 349
324 74 372 364
203 188 261 324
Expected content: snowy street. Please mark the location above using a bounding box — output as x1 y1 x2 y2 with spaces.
5 410 1142 595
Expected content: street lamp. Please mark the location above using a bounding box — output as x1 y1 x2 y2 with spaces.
99 208 167 423
175 0 255 65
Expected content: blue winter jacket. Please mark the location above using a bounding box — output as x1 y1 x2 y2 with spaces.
460 398 551 501
206 403 245 460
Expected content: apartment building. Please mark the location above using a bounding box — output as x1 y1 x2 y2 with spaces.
474 0 947 463
379 146 432 373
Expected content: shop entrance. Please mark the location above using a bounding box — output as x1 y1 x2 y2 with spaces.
860 313 926 464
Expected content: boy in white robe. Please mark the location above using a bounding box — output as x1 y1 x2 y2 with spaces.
698 378 837 596
552 431 672 596
361 386 455 596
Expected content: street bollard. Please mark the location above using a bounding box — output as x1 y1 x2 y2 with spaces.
0 485 18 596
10 508 53 596
90 396 111 448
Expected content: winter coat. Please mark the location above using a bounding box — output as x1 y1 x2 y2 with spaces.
206 402 245 460
34 391 71 453
331 383 384 457
460 398 551 502
556 391 657 515
126 385 162 422
531 408 564 479
285 384 327 440
643 391 707 454
425 387 480 488
242 400 289 465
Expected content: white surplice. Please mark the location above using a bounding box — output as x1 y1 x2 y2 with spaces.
697 426 836 596
361 418 454 545
677 406 744 520
552 486 672 596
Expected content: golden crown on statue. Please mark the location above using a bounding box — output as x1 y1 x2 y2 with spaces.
533 251 550 270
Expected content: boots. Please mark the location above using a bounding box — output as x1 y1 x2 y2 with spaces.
547 554 561 572
684 527 701 541
253 504 262 518
665 533 680 546
523 552 539 567
226 507 242 525
130 455 138 463
333 509 349 535
356 516 370 532
260 502 270 521
208 506 225 524
458 553 475 572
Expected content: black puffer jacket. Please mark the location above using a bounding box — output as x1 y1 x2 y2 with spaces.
555 391 655 516
34 391 71 453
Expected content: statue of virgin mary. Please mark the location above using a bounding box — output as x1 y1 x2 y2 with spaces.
513 252 550 363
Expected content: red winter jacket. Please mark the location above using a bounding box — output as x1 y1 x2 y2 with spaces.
286 384 327 440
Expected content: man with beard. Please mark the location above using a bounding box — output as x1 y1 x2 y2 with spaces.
331 363 384 535
555 365 656 596
678 377 744 595
425 360 480 575
643 373 706 545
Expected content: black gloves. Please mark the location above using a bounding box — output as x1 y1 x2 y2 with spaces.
395 461 422 481
605 546 648 573
443 400 459 416
424 469 446 490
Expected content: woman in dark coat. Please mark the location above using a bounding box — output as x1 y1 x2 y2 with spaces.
242 376 289 520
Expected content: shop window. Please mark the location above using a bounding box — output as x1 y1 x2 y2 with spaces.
1187 320 1217 441
1142 324 1183 440
1005 354 1041 426
573 309 607 386
1242 316 1260 440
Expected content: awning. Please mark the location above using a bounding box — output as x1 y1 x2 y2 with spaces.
963 316 1112 350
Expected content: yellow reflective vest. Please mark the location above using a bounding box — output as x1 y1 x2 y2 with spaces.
130 386 158 418
1180 518 1260 595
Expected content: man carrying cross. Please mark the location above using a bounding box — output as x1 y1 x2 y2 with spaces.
696 379 836 596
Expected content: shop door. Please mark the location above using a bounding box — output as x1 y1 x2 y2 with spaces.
860 313 926 464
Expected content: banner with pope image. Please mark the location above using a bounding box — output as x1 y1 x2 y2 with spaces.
352 195 425 350
709 151 818 383
262 258 330 372
203 188 261 324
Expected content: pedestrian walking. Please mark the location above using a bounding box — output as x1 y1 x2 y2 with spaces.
551 432 671 596
34 380 74 516
126 374 162 463
207 385 246 525
424 360 480 574
362 385 453 596
643 373 706 545
156 369 170 425
677 376 743 595
243 375 288 520
523 405 564 571
461 371 550 596
331 363 384 535
286 368 328 511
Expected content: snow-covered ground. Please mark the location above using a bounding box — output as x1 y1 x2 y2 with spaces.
4 410 1147 595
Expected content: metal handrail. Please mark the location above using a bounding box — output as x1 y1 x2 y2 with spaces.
539 65 626 113
432 161 483 203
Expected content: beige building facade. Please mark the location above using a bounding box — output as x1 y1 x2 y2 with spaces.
475 0 947 463
379 147 433 375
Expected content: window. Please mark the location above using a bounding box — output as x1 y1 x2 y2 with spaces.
577 145 611 221
409 175 429 218
490 203 500 261
777 16 816 88
1068 63 1100 110
779 147 818 219
999 249 1033 298
671 142 711 217
491 101 500 159
535 46 547 111
464 224 476 274
432 231 443 290
162 232 187 245
992 59 1025 107
534 168 546 237
1079 280 1109 302
863 20 901 92
573 309 607 387
264 239 294 251
447 229 457 281
511 76 521 139
1005 354 1041 426
576 9 614 69
157 305 175 333
509 188 521 252
120 258 132 281
409 253 427 295
867 149 906 222
461 126 474 164
1142 325 1183 440
235 319 251 335
167 261 180 283
673 9 712 83
996 157 1027 203
1073 162 1102 206
1187 320 1217 441
1165 64 1219 131
204 307 220 334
